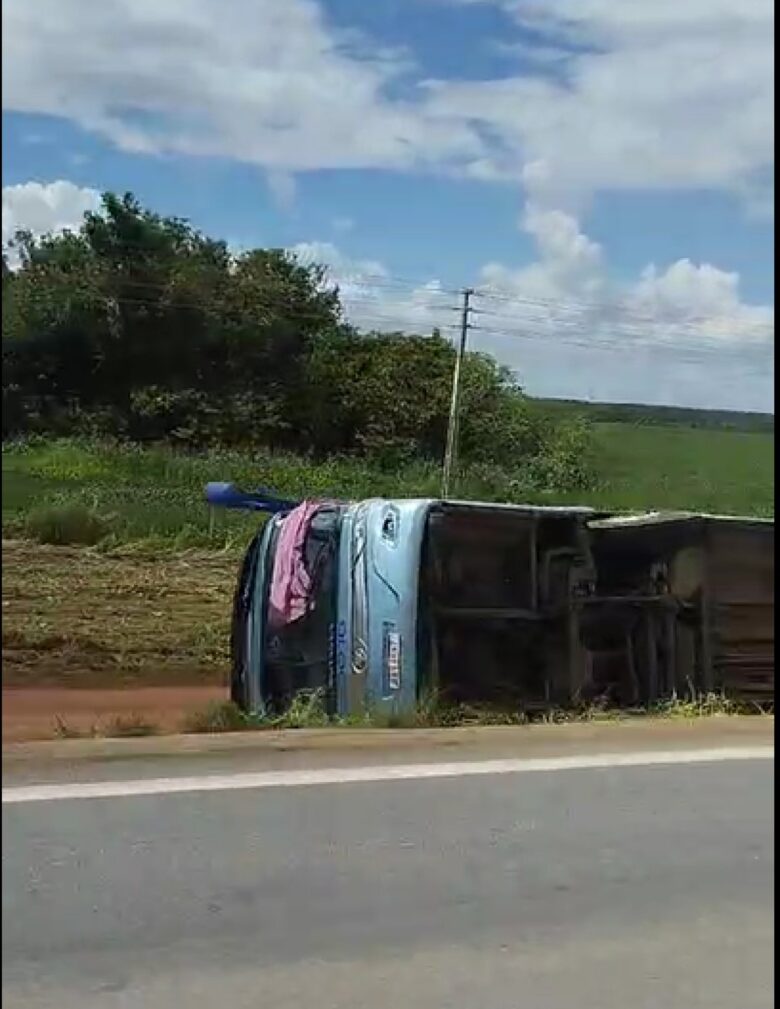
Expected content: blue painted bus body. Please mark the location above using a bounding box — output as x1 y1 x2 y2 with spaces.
337 499 431 716
218 487 596 716
228 497 432 716
216 485 775 713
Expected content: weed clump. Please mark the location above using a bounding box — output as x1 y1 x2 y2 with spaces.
24 502 109 546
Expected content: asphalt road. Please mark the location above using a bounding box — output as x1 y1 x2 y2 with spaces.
2 750 774 1009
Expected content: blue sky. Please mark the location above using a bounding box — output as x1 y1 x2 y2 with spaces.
2 0 774 411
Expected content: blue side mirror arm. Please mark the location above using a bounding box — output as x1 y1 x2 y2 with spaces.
205 482 299 514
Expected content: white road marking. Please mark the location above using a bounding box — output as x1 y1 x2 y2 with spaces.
2 745 773 805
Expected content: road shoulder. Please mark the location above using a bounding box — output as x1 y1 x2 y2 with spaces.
3 716 773 788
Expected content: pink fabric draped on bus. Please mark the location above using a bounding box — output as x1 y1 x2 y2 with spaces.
267 501 333 628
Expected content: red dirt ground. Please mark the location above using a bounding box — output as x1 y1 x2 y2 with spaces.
2 686 226 742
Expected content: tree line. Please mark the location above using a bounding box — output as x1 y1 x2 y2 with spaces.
2 192 592 490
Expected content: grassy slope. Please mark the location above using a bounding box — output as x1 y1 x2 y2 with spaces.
2 439 458 549
3 423 774 547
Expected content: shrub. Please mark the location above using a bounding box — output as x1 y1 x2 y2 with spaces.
525 417 596 492
24 502 110 546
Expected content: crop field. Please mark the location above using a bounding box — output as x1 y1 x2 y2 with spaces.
586 423 774 517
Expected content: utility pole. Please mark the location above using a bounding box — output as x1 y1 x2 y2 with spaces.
441 287 473 499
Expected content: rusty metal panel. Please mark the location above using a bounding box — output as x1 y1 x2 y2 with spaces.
585 514 774 705
704 521 774 703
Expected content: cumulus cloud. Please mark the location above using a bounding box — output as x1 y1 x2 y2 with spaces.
291 241 388 285
2 0 773 217
294 205 774 411
628 260 774 344
291 239 456 335
427 0 774 214
294 206 774 357
481 204 605 302
478 204 773 351
2 180 101 258
2 0 482 174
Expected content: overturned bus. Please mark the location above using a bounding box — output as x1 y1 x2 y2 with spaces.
207 483 774 717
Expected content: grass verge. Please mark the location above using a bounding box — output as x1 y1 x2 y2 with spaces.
179 690 771 736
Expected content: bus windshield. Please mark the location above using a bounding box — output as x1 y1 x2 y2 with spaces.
261 504 342 714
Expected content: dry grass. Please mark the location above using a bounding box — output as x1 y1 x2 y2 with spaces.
181 700 255 734
103 713 160 737
181 691 331 733
2 539 236 689
52 714 96 739
51 713 160 738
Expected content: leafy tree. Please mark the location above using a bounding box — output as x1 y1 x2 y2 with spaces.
2 190 594 491
3 192 342 441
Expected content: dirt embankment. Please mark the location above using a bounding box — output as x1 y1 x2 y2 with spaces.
2 686 225 742
2 540 235 740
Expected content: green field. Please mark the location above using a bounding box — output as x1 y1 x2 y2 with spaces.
586 423 774 516
536 398 774 434
2 423 773 550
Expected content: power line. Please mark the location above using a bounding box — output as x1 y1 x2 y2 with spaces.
7 239 772 342
34 288 770 363
7 254 772 359
466 326 771 369
84 272 773 341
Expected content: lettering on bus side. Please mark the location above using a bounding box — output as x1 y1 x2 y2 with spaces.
327 622 336 689
336 619 348 679
383 623 402 693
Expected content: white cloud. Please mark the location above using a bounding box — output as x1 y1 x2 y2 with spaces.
266 170 297 211
2 180 101 255
426 0 774 214
1 0 482 174
2 0 772 218
293 205 774 411
628 260 774 343
292 240 457 335
474 204 773 412
481 204 605 302
292 241 388 284
478 204 773 350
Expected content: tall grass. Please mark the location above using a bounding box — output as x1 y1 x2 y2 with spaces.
2 425 773 551
2 437 443 549
24 502 110 546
